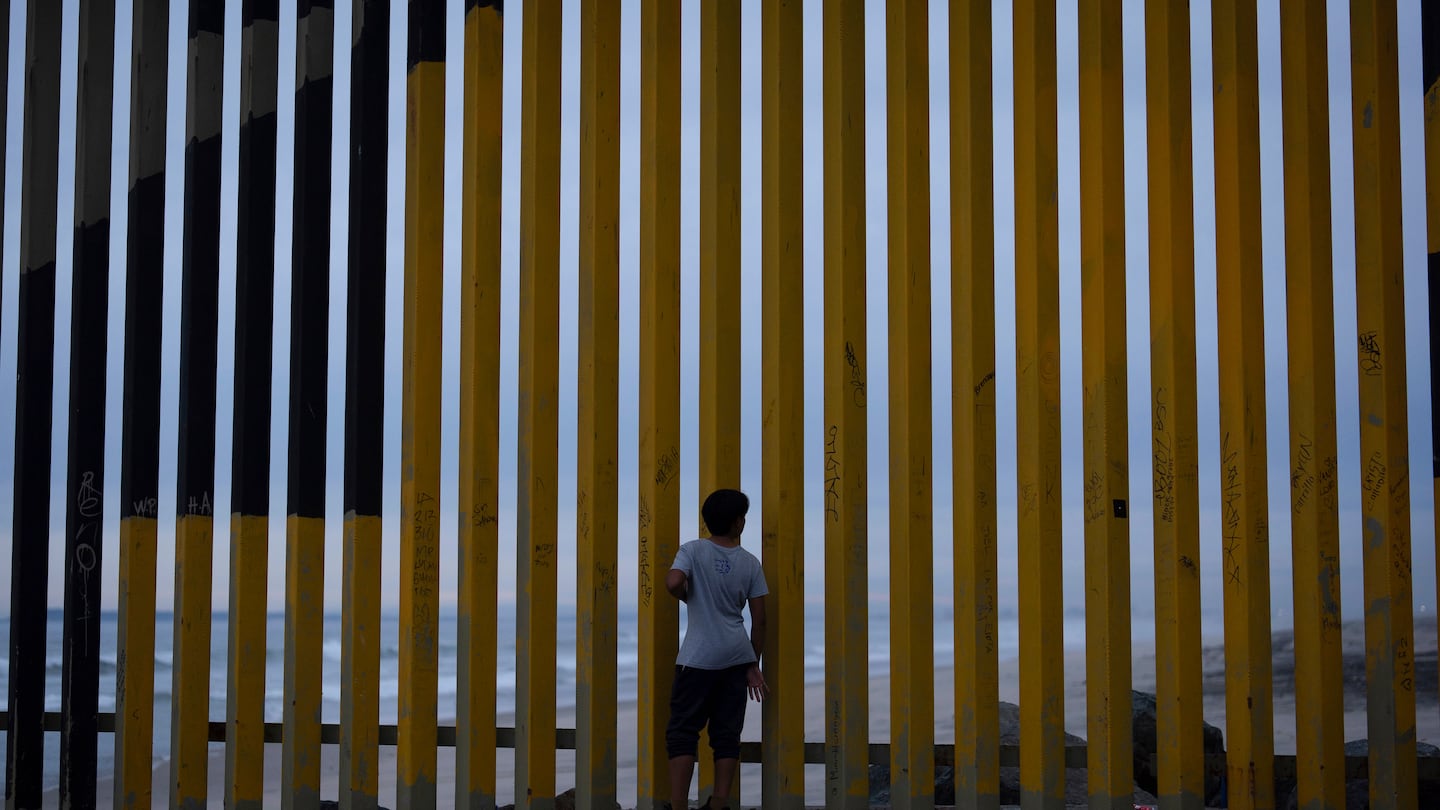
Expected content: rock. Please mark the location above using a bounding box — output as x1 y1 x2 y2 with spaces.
933 765 955 805
997 701 1087 746
997 766 1089 805
1343 738 1440 757
867 763 958 804
552 787 621 810
1130 690 1226 806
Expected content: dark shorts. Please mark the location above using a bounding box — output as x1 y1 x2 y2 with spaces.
665 663 749 760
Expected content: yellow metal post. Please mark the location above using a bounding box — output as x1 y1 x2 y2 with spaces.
225 1 278 807
698 0 743 799
400 1 445 807
577 0 621 806
1348 2 1418 807
951 2 998 809
1277 3 1345 808
823 1 870 807
340 3 389 809
518 2 562 808
171 4 225 804
284 3 336 807
697 0 743 506
1142 2 1202 808
885 1 934 808
761 0 805 807
1078 2 1131 808
1013 1 1064 807
114 1 169 807
459 1 502 808
1211 3 1275 808
637 1 682 807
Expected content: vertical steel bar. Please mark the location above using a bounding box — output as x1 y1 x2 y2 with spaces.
1211 3 1274 808
225 2 278 807
1424 0 1440 717
760 0 805 807
341 3 389 808
399 1 444 807
577 0 620 806
1143 2 1202 808
0 0 8 322
823 1 869 807
170 3 225 805
885 1 934 808
1277 3 1345 809
458 1 502 808
698 1 742 797
1012 1 1064 807
697 4 742 495
4 1 63 806
58 1 116 806
951 2 998 809
114 1 170 805
1077 2 1131 808
283 3 334 808
1348 1 1418 807
517 2 561 807
637 1 682 806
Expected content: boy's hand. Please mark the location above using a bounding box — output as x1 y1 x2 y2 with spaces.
746 664 768 701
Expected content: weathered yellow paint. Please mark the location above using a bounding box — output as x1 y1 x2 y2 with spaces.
761 0 805 807
637 2 682 807
115 515 158 810
885 1 934 808
518 3 562 808
1211 3 1275 808
698 0 743 801
399 56 445 810
577 0 621 806
171 511 215 809
1077 3 1131 808
1012 2 1064 807
226 513 269 809
1347 2 1418 808
284 515 326 809
1277 4 1345 809
458 2 502 809
341 512 382 810
1142 2 1202 808
950 1 998 808
698 0 742 509
823 1 870 807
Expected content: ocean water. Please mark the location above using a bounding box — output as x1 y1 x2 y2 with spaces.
0 602 1114 793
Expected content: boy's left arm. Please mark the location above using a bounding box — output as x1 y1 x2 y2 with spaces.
748 595 767 659
747 595 768 700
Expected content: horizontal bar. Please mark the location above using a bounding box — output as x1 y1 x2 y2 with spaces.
4 712 1434 781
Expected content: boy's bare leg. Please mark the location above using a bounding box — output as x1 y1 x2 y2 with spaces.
710 758 739 808
668 755 696 809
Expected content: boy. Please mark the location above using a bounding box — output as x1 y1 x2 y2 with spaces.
665 489 768 810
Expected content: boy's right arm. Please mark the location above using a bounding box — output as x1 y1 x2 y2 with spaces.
665 568 689 602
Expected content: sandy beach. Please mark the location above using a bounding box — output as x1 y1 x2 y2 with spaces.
59 617 1439 808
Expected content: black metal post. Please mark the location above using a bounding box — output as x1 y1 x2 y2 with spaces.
5 2 63 805
58 1 116 806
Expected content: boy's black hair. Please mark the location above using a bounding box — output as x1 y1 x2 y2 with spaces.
701 489 750 537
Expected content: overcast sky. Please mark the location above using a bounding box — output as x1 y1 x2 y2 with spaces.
0 0 1435 649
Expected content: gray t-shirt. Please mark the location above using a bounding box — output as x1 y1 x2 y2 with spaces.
671 538 769 669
